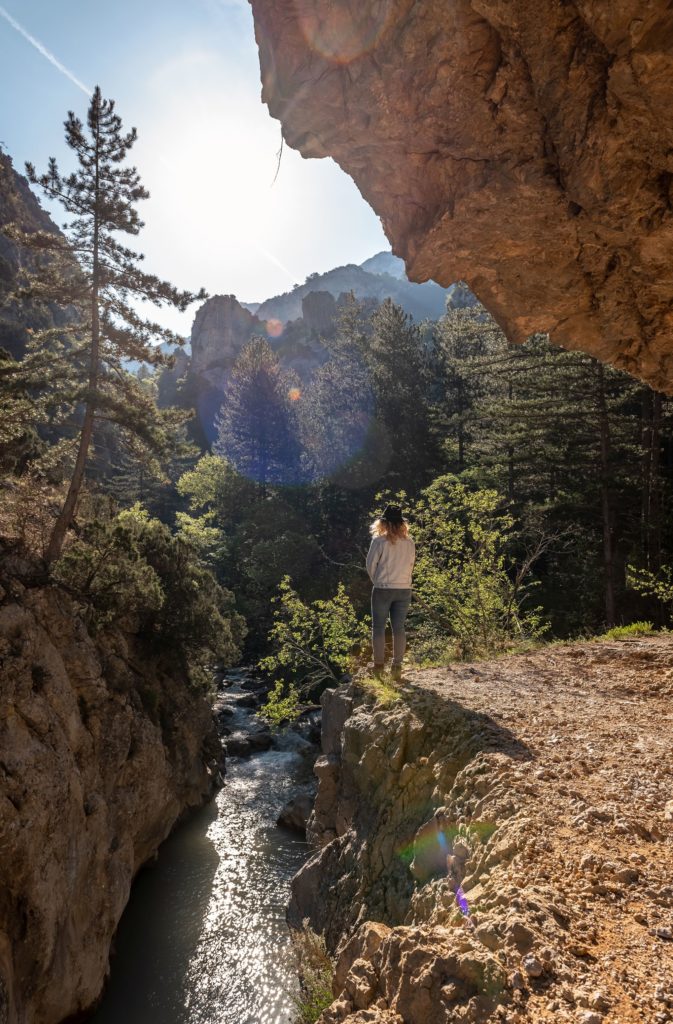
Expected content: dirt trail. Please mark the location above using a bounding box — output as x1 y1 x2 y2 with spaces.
402 637 673 1022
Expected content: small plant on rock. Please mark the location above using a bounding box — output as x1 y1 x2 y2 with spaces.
289 920 335 1024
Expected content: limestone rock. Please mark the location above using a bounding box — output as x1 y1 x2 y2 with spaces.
278 790 316 832
250 1 673 391
290 639 673 1024
0 581 219 1024
189 294 261 392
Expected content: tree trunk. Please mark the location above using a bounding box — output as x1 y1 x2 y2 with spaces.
507 379 514 501
641 388 652 565
649 391 663 569
457 376 465 471
596 364 616 626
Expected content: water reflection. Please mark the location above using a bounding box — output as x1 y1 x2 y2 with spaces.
90 749 309 1024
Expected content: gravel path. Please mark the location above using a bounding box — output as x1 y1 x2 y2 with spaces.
401 637 673 1022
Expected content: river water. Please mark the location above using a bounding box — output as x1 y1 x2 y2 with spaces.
89 745 311 1024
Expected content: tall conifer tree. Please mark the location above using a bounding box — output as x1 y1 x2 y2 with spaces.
214 337 302 490
13 87 205 562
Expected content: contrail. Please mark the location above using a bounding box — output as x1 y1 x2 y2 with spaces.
0 4 91 96
253 241 298 285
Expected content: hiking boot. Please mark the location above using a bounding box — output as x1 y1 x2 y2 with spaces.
391 663 403 682
373 664 385 680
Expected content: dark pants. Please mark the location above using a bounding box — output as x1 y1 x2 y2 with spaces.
371 587 412 666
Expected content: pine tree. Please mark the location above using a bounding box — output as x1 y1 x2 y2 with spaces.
12 87 205 562
366 299 439 490
214 336 302 490
433 311 665 631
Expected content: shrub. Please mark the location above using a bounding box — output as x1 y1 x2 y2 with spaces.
258 680 302 727
52 507 165 629
54 503 245 687
627 564 673 623
289 921 335 1024
260 576 368 694
600 621 655 641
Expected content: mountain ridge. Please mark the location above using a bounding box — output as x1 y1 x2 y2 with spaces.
247 251 452 324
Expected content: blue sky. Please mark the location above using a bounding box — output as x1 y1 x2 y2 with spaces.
0 0 388 333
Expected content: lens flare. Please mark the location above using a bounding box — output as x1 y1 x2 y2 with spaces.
296 0 397 64
455 885 470 917
265 318 284 338
398 818 499 920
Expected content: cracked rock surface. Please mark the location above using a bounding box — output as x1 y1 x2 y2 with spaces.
294 637 673 1023
0 578 221 1024
251 0 673 391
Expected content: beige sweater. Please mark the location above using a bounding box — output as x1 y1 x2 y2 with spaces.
366 535 415 589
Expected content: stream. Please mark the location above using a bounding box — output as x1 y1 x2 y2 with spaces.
89 673 314 1024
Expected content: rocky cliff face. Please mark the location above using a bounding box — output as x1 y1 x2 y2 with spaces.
190 294 263 391
250 1 673 392
0 150 70 360
0 571 221 1024
293 640 673 1022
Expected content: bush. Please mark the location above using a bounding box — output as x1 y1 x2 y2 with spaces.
627 564 673 623
258 680 302 727
385 476 548 661
600 621 655 641
54 503 245 687
260 576 368 694
289 921 335 1024
52 507 165 628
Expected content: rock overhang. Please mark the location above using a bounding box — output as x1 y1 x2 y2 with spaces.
249 0 673 392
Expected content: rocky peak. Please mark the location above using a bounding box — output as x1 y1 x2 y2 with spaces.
190 294 262 386
301 290 338 336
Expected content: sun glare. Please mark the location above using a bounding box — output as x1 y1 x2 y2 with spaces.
134 50 307 312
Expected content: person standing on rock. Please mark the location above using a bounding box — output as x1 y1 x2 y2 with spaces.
366 505 415 680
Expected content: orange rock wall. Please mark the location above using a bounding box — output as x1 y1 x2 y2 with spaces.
250 0 673 391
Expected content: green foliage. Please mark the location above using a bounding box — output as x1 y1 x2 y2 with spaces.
53 505 165 628
177 453 232 510
177 454 325 649
289 921 335 1024
357 675 403 706
627 564 673 621
53 503 245 686
174 510 227 567
599 621 655 641
260 577 367 692
398 476 548 661
258 680 302 727
434 310 672 634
